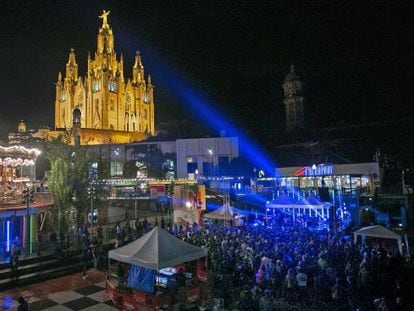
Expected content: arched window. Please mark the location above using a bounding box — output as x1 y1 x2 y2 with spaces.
92 79 101 92
108 81 118 92
59 90 67 102
72 108 81 126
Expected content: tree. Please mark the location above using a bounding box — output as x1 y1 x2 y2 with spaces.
46 140 72 232
45 138 97 230
70 148 98 226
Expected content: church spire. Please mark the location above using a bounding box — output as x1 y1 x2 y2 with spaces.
133 51 144 83
65 48 78 81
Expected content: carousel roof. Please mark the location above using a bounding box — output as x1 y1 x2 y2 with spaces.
0 145 41 159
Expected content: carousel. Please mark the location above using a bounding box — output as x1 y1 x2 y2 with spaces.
106 226 208 310
0 145 40 205
0 145 44 259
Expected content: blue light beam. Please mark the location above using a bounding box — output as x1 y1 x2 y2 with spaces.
113 23 282 177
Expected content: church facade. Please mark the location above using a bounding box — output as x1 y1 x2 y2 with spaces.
54 11 155 145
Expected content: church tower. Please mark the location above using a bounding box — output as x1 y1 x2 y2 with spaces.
283 64 304 132
54 10 155 144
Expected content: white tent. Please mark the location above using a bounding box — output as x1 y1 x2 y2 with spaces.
203 205 234 221
108 226 207 270
354 225 403 255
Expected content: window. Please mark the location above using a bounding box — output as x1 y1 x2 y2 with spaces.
59 90 67 102
108 81 118 92
110 99 114 111
126 93 132 111
92 79 101 92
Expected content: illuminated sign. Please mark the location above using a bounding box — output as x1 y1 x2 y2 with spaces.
294 164 333 177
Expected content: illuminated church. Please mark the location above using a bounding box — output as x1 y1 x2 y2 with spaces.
54 10 155 145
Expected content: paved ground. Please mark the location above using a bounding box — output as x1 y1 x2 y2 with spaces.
0 269 118 311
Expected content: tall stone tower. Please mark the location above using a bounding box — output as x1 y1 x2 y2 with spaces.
54 10 155 145
283 64 304 132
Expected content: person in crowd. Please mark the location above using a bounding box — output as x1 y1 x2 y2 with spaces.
17 297 28 311
81 234 89 279
124 221 132 243
115 221 122 248
10 249 19 277
83 224 89 238
50 231 57 254
259 289 273 311
284 268 296 301
296 268 308 299
97 224 103 244
256 264 265 286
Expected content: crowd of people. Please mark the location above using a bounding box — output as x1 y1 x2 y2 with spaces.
169 215 414 310
109 212 414 310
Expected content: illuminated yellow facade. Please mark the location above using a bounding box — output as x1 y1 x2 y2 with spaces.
54 11 155 145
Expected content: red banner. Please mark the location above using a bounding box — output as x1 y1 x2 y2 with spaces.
122 295 136 311
131 289 148 305
196 259 208 282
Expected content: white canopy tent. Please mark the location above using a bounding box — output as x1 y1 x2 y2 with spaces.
204 196 245 222
108 226 207 270
354 225 403 255
266 195 329 219
203 205 234 221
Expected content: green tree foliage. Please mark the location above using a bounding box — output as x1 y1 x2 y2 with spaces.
46 140 72 231
70 148 98 226
45 138 98 230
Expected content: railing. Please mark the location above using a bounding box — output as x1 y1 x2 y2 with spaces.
0 240 67 263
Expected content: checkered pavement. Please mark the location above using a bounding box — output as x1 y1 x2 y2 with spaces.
27 281 119 311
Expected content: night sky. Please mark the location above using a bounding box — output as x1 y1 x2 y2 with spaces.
1 1 413 149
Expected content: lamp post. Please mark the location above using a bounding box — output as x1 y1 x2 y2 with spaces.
133 186 140 219
23 182 33 256
87 186 96 239
207 148 213 177
114 149 120 178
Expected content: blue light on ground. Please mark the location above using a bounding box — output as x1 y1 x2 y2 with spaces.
1 296 14 310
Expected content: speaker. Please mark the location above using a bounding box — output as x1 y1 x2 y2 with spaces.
318 187 330 202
